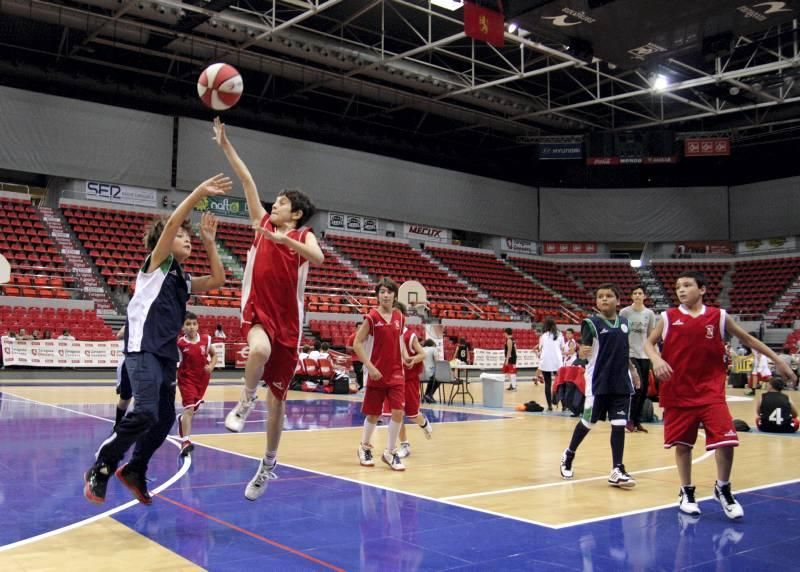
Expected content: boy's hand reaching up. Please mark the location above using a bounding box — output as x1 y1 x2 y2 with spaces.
196 173 232 197
199 212 219 243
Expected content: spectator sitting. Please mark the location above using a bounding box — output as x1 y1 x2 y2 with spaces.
318 342 330 360
299 344 311 361
31 329 42 340
42 329 52 340
308 339 322 360
5 330 17 339
213 323 227 339
58 329 76 341
17 328 33 341
755 378 799 433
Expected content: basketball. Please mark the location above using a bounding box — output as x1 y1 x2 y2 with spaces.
197 63 243 111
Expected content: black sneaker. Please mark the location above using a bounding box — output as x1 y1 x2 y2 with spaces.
559 449 575 479
84 464 112 504
115 464 152 505
180 440 194 458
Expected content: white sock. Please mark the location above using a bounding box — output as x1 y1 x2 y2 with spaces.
264 450 277 467
387 419 402 453
511 374 517 388
244 386 257 399
717 479 730 488
361 419 377 447
418 415 429 428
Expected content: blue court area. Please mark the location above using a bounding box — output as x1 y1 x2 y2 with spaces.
3 391 800 570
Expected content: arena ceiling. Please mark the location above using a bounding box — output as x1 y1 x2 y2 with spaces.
1 0 800 184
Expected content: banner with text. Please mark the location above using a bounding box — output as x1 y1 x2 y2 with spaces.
537 143 583 160
404 223 449 243
472 349 539 369
328 212 378 234
195 196 250 218
501 238 537 255
85 181 157 207
737 237 796 254
1 338 121 367
543 242 597 255
684 138 730 157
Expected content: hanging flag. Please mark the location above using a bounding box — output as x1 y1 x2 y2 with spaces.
464 1 505 47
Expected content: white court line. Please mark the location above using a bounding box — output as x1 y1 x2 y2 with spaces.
0 394 191 553
440 448 715 501
190 439 556 529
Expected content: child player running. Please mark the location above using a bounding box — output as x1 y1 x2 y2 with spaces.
214 118 324 501
645 271 797 519
176 311 218 457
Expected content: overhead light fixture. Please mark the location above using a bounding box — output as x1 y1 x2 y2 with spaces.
652 74 669 91
630 259 642 268
430 0 463 11
507 23 518 33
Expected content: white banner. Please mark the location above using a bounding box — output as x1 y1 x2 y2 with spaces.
501 237 537 255
472 348 539 369
404 223 449 242
328 212 378 234
212 342 226 368
736 237 796 254
1 337 121 367
85 181 157 207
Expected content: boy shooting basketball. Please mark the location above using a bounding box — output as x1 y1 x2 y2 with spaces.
214 118 324 501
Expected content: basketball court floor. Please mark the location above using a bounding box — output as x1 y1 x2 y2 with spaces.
1 379 800 571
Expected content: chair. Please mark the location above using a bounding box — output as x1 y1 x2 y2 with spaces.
433 360 474 406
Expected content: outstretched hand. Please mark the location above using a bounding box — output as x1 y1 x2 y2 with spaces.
196 173 232 197
212 117 229 147
199 212 219 243
252 220 289 244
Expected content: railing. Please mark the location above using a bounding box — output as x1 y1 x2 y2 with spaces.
559 305 582 324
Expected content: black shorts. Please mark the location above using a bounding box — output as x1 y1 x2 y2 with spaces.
582 394 631 424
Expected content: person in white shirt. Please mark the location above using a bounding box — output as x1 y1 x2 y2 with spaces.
213 324 227 339
619 286 657 432
538 318 563 412
308 340 322 360
57 329 76 341
421 339 439 403
317 342 330 360
298 344 311 361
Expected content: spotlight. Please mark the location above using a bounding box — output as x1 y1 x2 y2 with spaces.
729 86 740 95
652 74 669 91
507 22 518 33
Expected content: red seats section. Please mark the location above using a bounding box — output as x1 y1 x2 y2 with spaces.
0 198 75 300
729 257 800 316
651 262 730 306
0 306 112 340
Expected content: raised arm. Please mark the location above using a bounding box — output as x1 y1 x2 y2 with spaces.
213 117 267 224
149 174 232 273
191 212 226 293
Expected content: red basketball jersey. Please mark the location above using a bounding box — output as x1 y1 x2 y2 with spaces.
402 328 423 379
364 308 405 387
659 305 727 407
241 214 311 348
178 333 212 384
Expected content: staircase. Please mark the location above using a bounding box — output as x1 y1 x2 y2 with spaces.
637 266 668 311
717 266 735 310
766 276 800 326
39 206 116 317
508 260 584 317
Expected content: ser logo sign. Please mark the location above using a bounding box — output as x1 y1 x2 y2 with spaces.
87 181 122 200
738 2 791 21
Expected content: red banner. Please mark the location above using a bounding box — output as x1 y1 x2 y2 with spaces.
543 242 597 255
464 1 505 47
684 138 730 157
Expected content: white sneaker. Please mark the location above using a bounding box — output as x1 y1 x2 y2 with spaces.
225 389 257 433
678 485 701 516
381 449 405 471
714 482 744 519
559 449 575 479
397 442 411 459
608 464 636 488
419 418 433 440
244 459 277 501
358 443 375 467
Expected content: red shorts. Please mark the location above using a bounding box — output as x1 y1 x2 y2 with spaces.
178 374 210 410
382 374 421 418
261 341 299 401
663 402 739 450
502 364 517 374
363 383 405 416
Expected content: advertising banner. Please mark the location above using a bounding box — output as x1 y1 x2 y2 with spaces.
85 181 157 207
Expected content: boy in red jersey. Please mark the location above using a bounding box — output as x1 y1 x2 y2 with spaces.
391 325 433 459
645 271 796 519
176 312 218 457
213 118 324 501
354 278 409 471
